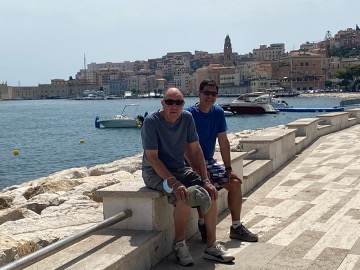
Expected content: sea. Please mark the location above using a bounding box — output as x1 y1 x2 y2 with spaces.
0 96 350 190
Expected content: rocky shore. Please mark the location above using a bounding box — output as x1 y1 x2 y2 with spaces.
1 92 359 266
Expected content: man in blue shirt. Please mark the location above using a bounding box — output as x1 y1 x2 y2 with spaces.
185 80 258 243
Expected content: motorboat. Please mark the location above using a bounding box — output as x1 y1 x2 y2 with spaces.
219 95 278 114
123 91 134 99
254 94 292 108
224 110 235 117
95 104 144 128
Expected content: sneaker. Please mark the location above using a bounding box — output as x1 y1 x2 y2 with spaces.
173 241 193 266
198 222 207 243
203 241 235 263
230 223 258 242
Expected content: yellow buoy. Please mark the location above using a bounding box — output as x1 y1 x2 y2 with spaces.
80 139 85 143
137 124 142 128
13 149 19 156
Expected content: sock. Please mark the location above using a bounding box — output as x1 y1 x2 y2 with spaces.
198 218 205 225
174 239 186 246
232 220 241 228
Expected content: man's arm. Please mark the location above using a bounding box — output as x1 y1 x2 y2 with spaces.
185 143 199 174
145 149 188 201
218 132 242 184
187 141 218 201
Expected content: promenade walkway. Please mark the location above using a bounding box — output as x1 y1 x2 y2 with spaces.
152 124 360 270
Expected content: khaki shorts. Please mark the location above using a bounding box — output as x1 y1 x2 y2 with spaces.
142 167 202 205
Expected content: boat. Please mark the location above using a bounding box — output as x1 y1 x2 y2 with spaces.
95 104 144 128
219 95 278 114
254 93 292 108
224 110 235 117
266 87 300 97
123 91 134 99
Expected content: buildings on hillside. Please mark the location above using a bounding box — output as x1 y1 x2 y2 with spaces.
1 26 360 100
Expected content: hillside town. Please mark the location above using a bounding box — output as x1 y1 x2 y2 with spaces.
1 25 360 100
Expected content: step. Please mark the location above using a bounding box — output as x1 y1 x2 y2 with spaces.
24 228 162 270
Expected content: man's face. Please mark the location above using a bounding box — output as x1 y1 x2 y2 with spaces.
161 88 185 122
199 84 218 106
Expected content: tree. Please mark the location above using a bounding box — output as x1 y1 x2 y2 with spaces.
335 64 360 92
324 80 333 88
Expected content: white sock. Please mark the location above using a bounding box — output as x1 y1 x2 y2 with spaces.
174 239 186 246
232 221 241 228
198 218 205 225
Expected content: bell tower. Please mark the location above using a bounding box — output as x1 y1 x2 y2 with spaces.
223 35 233 66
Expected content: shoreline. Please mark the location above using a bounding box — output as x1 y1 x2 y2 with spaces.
299 92 360 99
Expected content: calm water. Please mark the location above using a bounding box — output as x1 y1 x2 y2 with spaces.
0 96 348 190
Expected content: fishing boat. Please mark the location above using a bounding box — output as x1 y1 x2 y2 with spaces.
95 104 144 128
219 95 278 114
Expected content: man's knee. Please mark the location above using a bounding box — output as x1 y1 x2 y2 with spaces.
224 179 242 192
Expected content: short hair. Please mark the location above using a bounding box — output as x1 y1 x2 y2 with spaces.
199 79 218 92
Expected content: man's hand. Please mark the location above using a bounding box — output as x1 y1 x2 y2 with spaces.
227 170 243 184
202 182 218 201
173 182 188 202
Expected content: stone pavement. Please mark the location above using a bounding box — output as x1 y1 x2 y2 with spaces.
152 124 360 270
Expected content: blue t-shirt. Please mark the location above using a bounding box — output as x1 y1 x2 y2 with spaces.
185 104 227 160
141 110 199 175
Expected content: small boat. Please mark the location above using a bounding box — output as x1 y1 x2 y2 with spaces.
219 95 278 114
254 94 292 108
95 104 144 128
224 110 235 117
123 91 134 99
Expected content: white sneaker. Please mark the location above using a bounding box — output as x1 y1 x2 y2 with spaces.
203 240 235 263
173 240 193 266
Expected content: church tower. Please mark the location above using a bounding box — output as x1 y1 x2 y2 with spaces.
223 35 233 66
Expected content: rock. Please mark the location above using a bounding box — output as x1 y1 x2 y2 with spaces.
0 234 18 267
0 196 12 210
0 208 39 225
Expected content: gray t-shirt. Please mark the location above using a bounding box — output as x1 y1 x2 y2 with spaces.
141 110 199 176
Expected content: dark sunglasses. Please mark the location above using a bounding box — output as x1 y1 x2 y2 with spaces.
201 90 218 97
164 99 185 106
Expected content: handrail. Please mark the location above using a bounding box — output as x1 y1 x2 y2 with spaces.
243 148 258 158
0 210 132 270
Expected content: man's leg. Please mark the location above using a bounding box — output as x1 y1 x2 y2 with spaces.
223 180 258 242
203 199 235 262
203 198 217 247
173 201 190 242
222 180 242 221
172 200 194 266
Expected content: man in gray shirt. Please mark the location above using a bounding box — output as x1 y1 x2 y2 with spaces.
141 87 234 266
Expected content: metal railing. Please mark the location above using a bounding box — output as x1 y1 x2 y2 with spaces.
233 145 258 158
0 210 132 270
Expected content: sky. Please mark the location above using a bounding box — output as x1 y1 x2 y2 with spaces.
1 0 359 86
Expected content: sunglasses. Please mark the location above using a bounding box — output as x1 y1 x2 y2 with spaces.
201 90 218 97
164 99 185 106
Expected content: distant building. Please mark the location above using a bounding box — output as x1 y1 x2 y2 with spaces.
272 50 324 90
253 43 285 61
